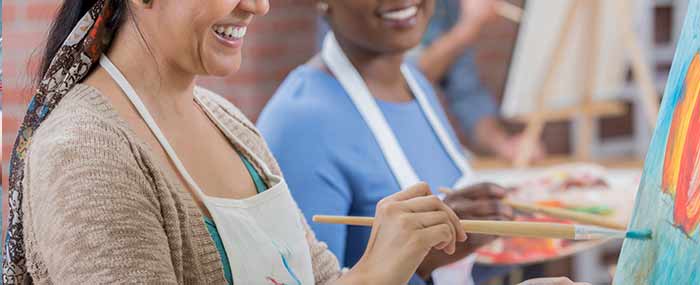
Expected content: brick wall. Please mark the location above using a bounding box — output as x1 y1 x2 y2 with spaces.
1 0 319 243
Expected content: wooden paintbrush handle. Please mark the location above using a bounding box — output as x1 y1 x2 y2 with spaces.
312 215 577 239
460 220 575 239
313 215 374 227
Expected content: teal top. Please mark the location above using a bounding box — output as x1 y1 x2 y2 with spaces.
204 153 268 285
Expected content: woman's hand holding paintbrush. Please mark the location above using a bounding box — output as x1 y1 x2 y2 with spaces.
418 183 515 277
344 183 468 285
441 183 515 248
316 183 652 242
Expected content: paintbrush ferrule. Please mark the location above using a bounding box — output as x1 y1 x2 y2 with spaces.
574 225 626 240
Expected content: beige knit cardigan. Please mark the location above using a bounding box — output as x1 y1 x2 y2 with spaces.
22 84 342 284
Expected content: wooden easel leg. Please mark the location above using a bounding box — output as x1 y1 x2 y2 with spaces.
576 0 602 161
514 0 581 168
515 118 545 168
619 0 660 128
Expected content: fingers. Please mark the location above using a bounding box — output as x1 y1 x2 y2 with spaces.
400 195 452 212
413 211 452 228
448 200 514 220
381 182 469 255
385 182 432 202
450 183 509 200
411 211 456 252
401 195 467 242
415 224 455 254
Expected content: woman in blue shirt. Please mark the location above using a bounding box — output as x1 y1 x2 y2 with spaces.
258 0 514 283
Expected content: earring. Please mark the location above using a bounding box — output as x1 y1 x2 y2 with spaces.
317 1 329 13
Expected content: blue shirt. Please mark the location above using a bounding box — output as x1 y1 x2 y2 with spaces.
257 64 463 270
316 0 498 139
417 0 498 138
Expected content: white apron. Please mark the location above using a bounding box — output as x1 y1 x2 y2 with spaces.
322 33 477 285
100 56 314 285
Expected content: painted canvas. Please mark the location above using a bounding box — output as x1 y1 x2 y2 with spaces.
614 1 700 283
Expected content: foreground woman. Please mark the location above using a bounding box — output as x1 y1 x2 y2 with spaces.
2 0 467 284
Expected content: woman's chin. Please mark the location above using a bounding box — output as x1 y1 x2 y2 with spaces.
204 58 242 77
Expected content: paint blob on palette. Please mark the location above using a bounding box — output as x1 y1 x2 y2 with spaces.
614 1 700 283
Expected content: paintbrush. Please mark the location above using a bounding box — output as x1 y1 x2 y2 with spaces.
437 188 627 230
312 215 652 241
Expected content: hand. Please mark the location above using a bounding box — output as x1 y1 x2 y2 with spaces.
495 133 546 163
442 183 514 249
518 277 591 285
458 0 499 30
350 183 467 285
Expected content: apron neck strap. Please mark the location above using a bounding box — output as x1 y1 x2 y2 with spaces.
321 33 473 189
99 55 209 200
322 33 421 189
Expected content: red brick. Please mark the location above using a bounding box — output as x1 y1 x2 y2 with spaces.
26 2 60 22
3 2 19 24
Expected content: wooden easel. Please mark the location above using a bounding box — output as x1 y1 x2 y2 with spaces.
498 0 660 168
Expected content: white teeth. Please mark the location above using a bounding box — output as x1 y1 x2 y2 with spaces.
382 6 418 20
233 26 246 38
213 25 247 40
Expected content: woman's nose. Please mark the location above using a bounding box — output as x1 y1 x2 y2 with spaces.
238 0 270 16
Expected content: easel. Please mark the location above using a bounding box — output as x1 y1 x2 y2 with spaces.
497 0 660 168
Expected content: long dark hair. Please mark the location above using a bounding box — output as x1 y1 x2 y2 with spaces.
36 0 127 85
6 1 133 283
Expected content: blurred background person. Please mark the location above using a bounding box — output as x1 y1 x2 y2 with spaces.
414 0 545 162
316 0 546 163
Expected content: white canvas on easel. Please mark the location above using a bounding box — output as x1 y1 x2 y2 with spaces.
501 0 628 118
497 0 659 167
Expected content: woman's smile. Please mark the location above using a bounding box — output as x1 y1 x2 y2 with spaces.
212 23 248 49
377 1 423 29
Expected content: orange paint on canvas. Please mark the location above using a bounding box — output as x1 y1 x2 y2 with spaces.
662 52 700 235
662 54 700 195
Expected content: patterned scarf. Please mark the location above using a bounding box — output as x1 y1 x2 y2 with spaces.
3 1 117 283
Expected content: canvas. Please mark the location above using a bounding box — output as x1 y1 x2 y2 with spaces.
614 0 700 283
501 0 631 117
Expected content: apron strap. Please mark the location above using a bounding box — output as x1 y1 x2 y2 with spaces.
322 33 473 190
99 55 209 200
322 33 421 189
401 65 475 187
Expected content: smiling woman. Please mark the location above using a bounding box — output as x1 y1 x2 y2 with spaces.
324 0 434 59
2 0 468 284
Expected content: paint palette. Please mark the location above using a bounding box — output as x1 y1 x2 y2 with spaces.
474 164 640 265
475 216 605 265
